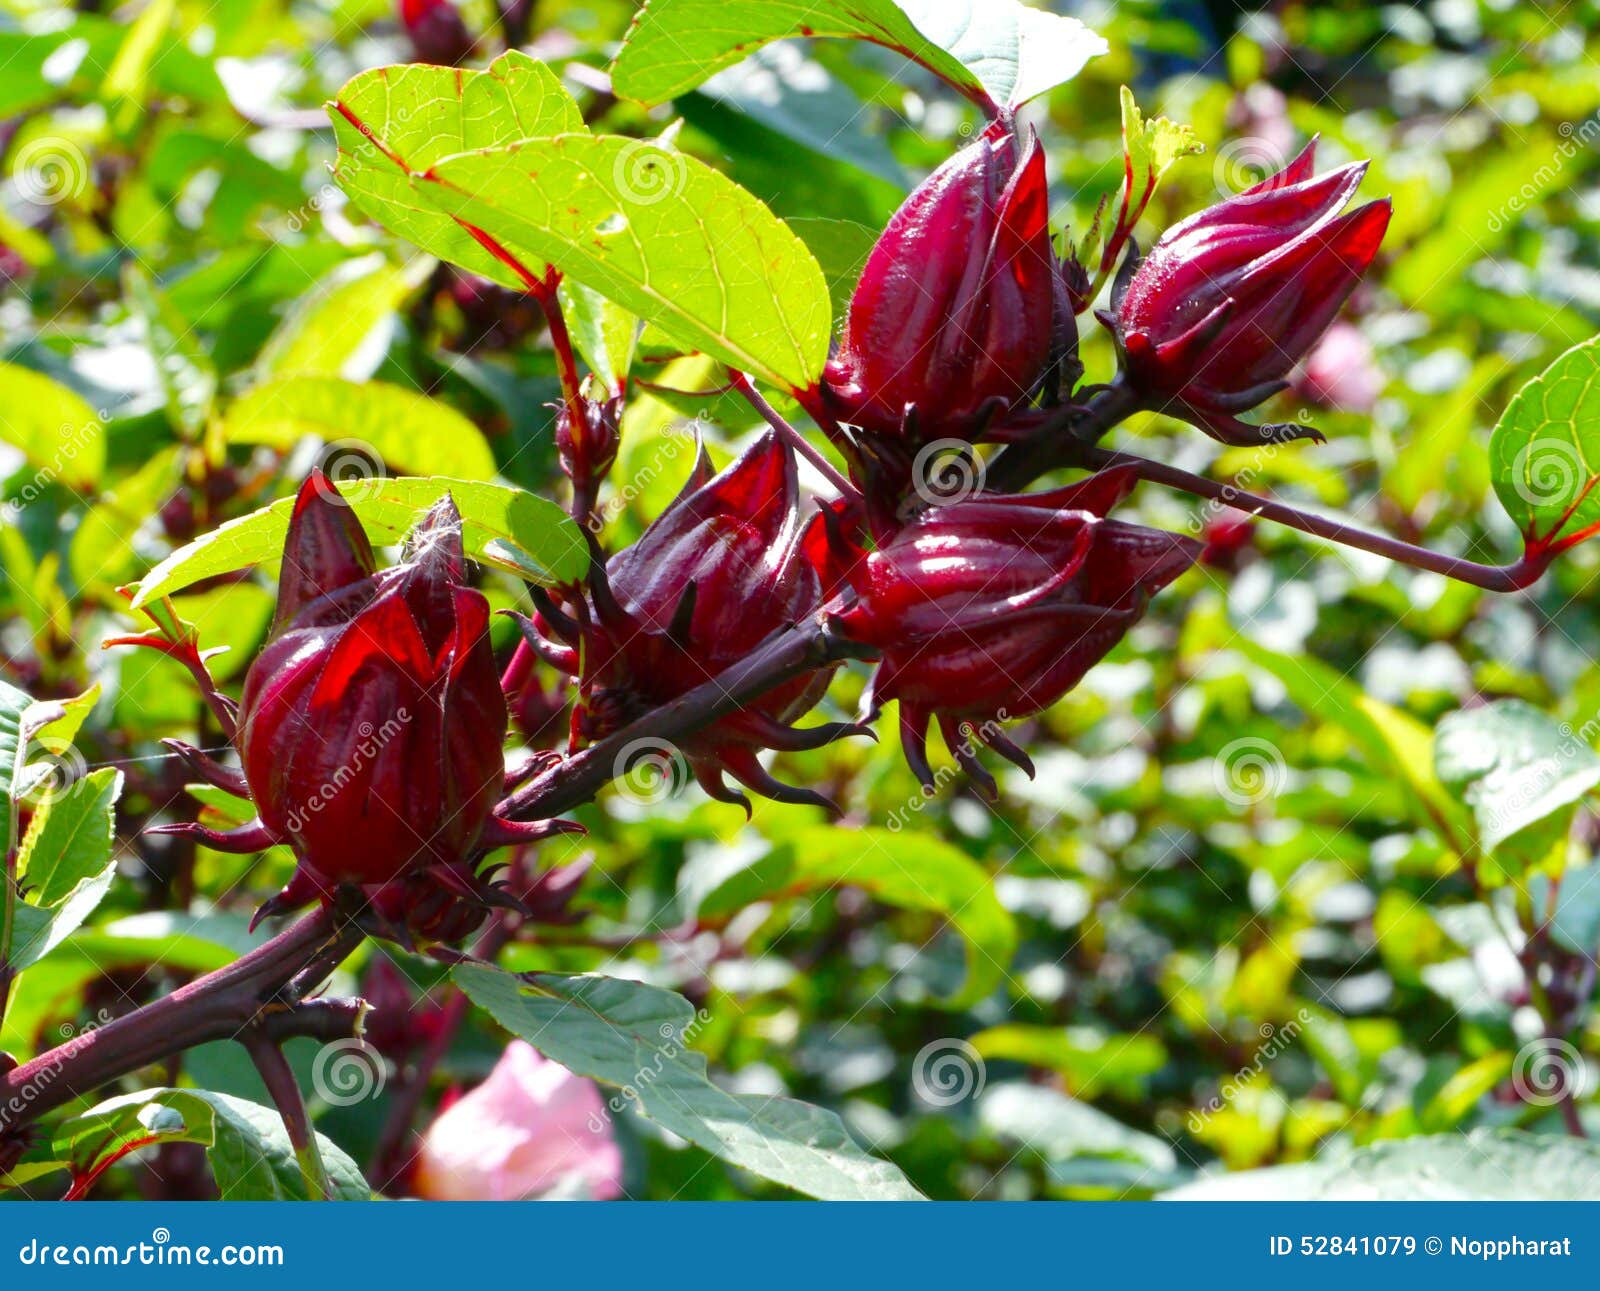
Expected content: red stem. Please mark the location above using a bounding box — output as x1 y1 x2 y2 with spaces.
1077 444 1553 592
729 372 860 502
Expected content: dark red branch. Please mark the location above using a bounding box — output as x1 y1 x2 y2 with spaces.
0 907 365 1136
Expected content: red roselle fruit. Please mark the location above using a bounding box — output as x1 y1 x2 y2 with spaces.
821 118 1058 455
524 434 862 811
153 472 572 928
399 0 476 67
1106 139 1390 446
826 467 1200 796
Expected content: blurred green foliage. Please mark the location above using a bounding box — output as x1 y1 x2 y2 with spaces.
4 0 1600 1200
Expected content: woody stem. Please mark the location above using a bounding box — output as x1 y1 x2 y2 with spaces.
0 906 366 1138
502 616 877 821
243 1031 332 1198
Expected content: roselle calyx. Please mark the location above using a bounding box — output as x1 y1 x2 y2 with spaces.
1107 139 1390 446
822 119 1056 453
827 468 1199 796
527 433 861 811
150 472 574 930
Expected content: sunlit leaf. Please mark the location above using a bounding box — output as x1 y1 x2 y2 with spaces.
1166 1129 1600 1200
421 134 830 391
55 1089 368 1201
681 825 1015 1008
225 378 497 481
1435 699 1600 881
1488 335 1600 554
0 363 105 492
328 51 586 291
612 0 1106 112
130 475 586 607
255 254 427 381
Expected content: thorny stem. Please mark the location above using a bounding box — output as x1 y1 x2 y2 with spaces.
0 906 366 1139
504 615 877 821
730 372 861 503
243 1031 332 1198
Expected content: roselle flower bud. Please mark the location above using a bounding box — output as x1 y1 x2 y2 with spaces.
235 474 508 887
1108 140 1390 445
399 0 476 66
822 119 1055 445
152 474 575 931
527 434 859 810
827 467 1199 796
555 394 622 502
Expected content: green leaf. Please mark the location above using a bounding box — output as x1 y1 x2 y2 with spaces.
421 133 830 391
255 254 426 381
8 861 116 974
1489 335 1600 552
3 690 116 977
683 825 1015 1008
612 0 1106 112
979 1083 1184 1192
1074 89 1201 289
102 0 176 125
1418 1052 1513 1131
1165 1129 1600 1200
329 51 586 292
55 1089 369 1200
0 678 34 861
1435 699 1600 880
454 964 923 1200
1233 637 1473 857
697 45 909 189
130 475 586 607
68 447 181 595
970 1025 1167 1099
0 363 106 491
1121 85 1203 188
124 265 217 440
224 378 497 481
17 767 121 907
